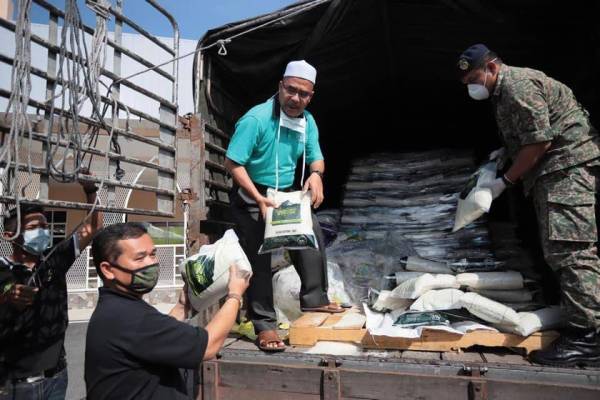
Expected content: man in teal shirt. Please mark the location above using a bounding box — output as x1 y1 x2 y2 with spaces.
225 60 342 352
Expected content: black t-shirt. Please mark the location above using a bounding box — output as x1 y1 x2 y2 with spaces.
85 287 208 400
0 237 78 380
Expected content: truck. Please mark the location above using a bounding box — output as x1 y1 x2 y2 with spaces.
189 0 600 399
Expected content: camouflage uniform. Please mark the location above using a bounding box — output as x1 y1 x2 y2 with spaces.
492 64 600 330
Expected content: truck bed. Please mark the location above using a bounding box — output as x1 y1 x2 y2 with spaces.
199 334 600 399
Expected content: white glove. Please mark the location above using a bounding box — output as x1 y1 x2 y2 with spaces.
482 177 507 200
488 147 507 170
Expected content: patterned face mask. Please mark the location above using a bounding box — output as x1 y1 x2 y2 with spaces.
111 262 160 294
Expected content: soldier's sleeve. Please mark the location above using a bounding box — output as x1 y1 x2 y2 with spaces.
508 79 553 145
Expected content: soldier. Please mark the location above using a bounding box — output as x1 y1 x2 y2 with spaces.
458 44 600 366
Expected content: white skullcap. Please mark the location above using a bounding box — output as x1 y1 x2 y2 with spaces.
283 60 317 84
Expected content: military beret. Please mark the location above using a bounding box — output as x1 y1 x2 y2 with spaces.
457 43 491 75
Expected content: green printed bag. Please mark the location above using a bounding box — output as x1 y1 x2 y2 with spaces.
258 189 318 254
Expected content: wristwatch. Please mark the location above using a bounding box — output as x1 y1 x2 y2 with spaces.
226 293 243 307
310 170 324 180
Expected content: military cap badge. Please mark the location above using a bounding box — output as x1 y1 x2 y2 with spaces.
458 58 470 71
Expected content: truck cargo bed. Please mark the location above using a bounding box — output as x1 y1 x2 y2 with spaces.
200 335 600 399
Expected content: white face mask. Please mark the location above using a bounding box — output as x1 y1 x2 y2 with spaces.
467 83 490 100
466 59 497 101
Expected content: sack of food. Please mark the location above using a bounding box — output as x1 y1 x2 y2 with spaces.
391 274 459 299
400 256 452 273
507 306 565 336
370 289 412 313
393 311 451 328
410 289 465 312
453 160 497 232
179 229 253 312
258 189 318 254
473 288 533 303
456 271 523 290
460 292 520 327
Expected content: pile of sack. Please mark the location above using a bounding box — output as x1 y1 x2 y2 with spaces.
371 256 563 336
327 150 562 337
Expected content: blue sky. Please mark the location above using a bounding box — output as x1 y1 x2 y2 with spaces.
30 0 299 40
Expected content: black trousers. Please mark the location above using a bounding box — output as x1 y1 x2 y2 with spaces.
230 185 330 333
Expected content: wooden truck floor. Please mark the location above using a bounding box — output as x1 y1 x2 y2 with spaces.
199 333 600 399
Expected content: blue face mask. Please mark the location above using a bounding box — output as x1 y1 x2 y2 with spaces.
22 228 51 255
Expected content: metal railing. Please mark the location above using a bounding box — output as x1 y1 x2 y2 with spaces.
0 0 180 217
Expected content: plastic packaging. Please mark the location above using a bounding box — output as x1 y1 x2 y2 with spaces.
460 292 520 327
259 189 318 254
391 274 459 299
393 311 451 328
453 161 497 232
400 256 452 273
410 289 465 312
456 271 524 290
370 289 412 312
272 262 352 324
508 306 565 336
473 288 533 303
180 229 253 312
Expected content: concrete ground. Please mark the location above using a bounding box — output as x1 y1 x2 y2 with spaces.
65 322 87 400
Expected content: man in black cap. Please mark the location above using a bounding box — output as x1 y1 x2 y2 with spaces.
457 43 600 367
0 172 102 399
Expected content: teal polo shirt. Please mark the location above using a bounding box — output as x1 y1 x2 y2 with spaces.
226 98 323 189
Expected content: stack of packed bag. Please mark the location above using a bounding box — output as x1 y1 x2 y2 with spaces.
325 149 564 337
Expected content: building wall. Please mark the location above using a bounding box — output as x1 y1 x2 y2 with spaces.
0 0 13 20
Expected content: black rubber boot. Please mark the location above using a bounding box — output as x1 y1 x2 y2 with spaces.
529 328 600 367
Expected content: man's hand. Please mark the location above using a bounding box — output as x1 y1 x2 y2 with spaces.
5 284 39 308
177 283 191 313
482 177 507 200
257 195 278 220
169 283 191 321
302 173 324 208
78 167 98 195
227 264 250 297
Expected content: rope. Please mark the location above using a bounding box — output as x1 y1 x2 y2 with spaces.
109 0 331 88
2 0 324 243
1 0 116 249
45 0 113 184
0 0 34 241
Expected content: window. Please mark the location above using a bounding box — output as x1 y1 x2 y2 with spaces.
145 222 184 245
44 210 67 247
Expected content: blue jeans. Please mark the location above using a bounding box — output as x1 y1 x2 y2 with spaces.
0 368 68 400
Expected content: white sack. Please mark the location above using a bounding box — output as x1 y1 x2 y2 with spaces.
391 274 459 299
456 271 524 290
372 290 412 312
273 262 352 324
259 189 318 254
402 256 452 273
395 271 425 285
410 289 465 311
460 292 520 327
474 288 533 303
453 161 497 232
507 306 565 336
180 229 253 312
